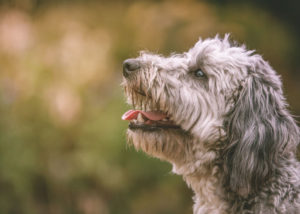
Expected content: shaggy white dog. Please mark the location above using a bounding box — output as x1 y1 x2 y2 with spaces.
121 35 300 214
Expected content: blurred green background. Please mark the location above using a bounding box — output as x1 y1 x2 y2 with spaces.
0 0 299 213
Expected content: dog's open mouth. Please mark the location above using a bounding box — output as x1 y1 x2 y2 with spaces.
122 110 181 131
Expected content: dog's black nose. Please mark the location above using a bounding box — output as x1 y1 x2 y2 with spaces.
123 59 140 78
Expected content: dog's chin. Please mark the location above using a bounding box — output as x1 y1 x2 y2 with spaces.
127 124 191 163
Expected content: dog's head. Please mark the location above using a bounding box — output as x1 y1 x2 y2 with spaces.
122 35 299 194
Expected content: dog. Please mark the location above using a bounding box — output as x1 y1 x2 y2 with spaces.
121 35 300 214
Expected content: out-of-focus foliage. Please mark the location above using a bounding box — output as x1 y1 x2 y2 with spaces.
0 1 299 214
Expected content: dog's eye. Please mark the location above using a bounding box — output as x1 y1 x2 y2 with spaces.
194 69 205 78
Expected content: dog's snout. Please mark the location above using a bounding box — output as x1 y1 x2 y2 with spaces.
123 59 140 78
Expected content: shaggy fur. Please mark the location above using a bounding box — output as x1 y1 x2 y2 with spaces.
122 35 300 214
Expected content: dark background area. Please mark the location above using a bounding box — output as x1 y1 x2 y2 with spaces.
0 0 299 214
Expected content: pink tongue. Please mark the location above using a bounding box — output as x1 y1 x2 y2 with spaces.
122 110 167 121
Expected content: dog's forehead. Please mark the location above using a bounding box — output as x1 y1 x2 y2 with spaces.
186 38 254 74
188 38 236 62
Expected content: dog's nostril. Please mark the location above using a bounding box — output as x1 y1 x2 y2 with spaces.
123 59 140 78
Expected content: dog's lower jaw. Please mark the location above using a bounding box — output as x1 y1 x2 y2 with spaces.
127 128 191 163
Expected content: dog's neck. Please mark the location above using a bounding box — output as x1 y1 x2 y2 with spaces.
184 170 229 214
172 158 229 214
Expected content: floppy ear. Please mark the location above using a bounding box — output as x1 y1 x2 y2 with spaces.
223 61 299 196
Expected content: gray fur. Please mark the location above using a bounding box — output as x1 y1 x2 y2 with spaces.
122 35 300 214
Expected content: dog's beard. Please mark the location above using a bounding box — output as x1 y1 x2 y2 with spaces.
127 127 191 163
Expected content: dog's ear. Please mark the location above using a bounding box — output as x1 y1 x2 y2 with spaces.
223 59 299 196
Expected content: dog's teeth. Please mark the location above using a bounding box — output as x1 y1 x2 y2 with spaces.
137 113 144 123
